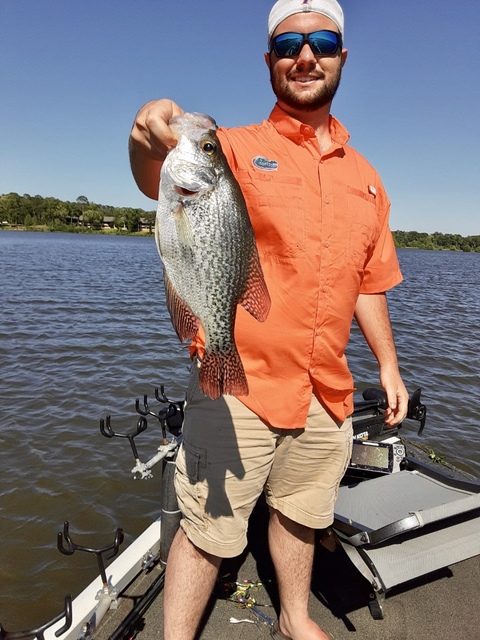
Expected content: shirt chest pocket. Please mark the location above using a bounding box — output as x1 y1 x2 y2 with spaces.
236 171 306 260
346 187 379 271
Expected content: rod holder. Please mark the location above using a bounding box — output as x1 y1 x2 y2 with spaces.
135 390 184 438
0 596 72 640
100 415 148 459
57 521 124 588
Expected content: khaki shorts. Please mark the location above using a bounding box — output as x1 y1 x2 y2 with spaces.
175 364 353 558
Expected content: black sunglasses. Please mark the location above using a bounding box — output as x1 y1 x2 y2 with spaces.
269 30 342 58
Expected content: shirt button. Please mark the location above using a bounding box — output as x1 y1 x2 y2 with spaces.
325 196 330 204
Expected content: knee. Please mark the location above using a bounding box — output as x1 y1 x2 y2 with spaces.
173 527 223 568
269 507 314 544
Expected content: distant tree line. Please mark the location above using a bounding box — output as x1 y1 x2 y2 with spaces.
392 230 480 252
1 192 478 250
0 192 156 233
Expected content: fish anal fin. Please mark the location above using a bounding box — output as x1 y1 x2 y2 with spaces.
164 273 199 342
199 348 249 399
239 259 271 323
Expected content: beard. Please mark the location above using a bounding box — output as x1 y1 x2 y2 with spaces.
269 63 343 112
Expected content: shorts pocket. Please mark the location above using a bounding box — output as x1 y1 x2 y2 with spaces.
183 439 207 484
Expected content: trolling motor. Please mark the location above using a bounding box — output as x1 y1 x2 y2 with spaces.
352 387 427 440
346 388 428 481
0 597 72 640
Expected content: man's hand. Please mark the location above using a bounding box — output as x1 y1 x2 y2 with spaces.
130 99 184 161
379 365 409 427
129 99 185 199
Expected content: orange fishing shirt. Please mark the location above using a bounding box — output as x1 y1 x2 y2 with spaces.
193 104 402 429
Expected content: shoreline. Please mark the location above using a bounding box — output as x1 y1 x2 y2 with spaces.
0 225 153 237
2 226 478 251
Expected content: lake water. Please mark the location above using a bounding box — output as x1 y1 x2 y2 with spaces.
1 231 479 630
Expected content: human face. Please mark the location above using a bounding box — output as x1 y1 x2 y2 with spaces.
265 13 348 114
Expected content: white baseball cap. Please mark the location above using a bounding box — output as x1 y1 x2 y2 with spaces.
268 0 344 43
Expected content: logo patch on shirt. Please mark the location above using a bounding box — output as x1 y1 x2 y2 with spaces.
252 156 278 171
368 185 377 197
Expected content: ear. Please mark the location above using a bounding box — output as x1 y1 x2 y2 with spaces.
264 51 272 71
341 48 348 68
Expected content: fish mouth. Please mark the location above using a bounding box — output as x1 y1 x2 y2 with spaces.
174 186 199 197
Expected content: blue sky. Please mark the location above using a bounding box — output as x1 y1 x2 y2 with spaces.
1 0 479 235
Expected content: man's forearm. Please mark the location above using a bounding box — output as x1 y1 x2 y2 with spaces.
354 292 408 425
354 292 398 369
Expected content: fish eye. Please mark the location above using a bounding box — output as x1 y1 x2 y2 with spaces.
201 140 216 155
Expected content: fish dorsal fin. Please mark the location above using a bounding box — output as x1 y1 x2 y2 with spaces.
238 257 271 323
164 271 199 342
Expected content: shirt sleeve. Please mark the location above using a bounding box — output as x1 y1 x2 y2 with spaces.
360 179 403 294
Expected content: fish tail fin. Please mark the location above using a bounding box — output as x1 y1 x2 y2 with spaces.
199 348 249 399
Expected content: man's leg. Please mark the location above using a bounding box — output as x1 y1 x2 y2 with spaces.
163 528 222 640
268 508 332 640
266 397 351 639
164 365 277 639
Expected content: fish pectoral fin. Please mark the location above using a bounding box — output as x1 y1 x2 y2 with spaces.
238 258 271 323
173 204 195 248
164 272 199 342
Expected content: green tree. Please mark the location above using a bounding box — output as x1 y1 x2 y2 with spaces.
24 213 35 228
0 193 23 225
82 207 104 229
142 210 156 233
114 208 127 230
124 207 141 232
53 204 69 225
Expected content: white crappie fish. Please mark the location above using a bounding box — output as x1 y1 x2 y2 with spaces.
155 112 271 399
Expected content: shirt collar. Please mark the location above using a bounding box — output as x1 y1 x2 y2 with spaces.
268 103 350 147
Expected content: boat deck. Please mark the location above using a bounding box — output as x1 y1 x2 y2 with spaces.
96 498 480 640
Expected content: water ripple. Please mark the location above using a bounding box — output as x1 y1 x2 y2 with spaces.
0 233 479 629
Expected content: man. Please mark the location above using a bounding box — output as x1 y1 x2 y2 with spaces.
129 1 408 638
